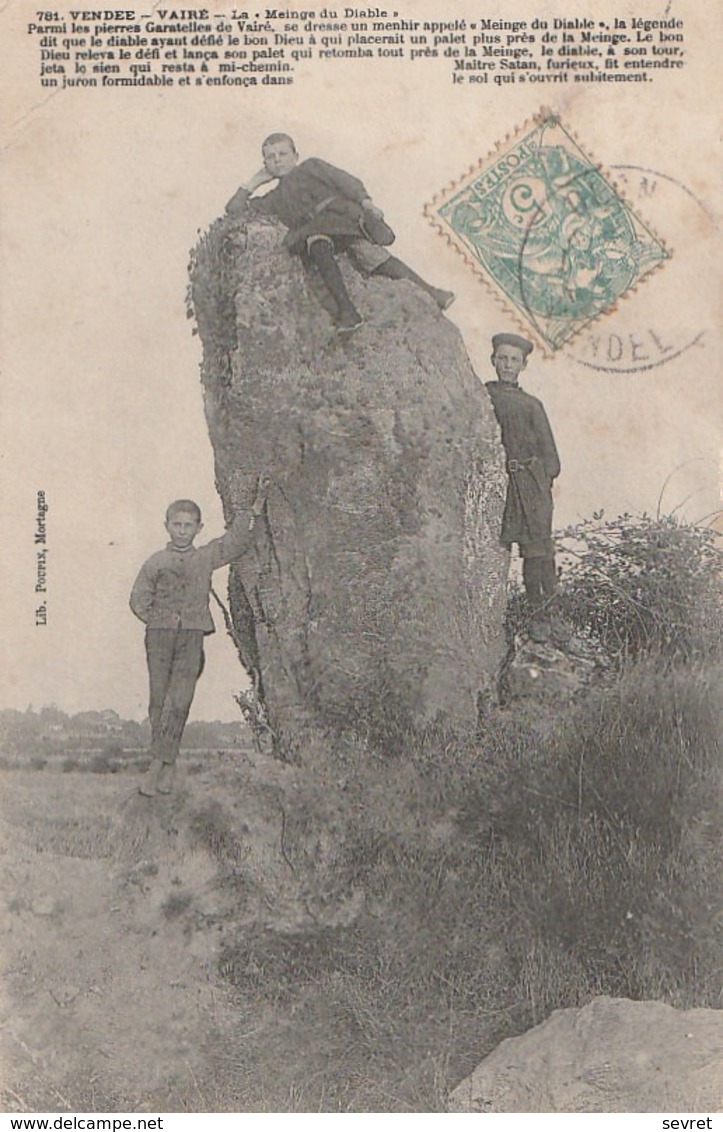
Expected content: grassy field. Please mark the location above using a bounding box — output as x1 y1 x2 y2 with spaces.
1 657 720 1112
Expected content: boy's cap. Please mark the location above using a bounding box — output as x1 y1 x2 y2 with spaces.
491 332 534 357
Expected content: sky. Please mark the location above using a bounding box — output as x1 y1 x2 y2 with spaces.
1 2 720 721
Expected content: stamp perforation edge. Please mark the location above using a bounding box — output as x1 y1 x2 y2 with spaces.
424 107 672 357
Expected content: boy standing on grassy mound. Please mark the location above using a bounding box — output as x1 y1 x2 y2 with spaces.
485 333 563 636
226 132 455 333
130 475 268 797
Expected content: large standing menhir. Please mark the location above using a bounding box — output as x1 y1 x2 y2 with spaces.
189 164 510 751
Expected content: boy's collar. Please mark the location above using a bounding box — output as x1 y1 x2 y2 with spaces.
166 542 196 552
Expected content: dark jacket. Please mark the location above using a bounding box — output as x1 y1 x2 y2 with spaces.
486 380 560 547
227 157 372 252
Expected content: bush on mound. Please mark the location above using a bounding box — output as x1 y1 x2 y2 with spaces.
556 512 721 664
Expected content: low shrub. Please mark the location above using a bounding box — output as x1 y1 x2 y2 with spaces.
88 752 113 774
188 800 249 867
161 890 194 921
556 512 722 664
88 745 125 774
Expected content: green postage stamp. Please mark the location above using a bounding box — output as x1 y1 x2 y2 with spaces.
427 114 669 351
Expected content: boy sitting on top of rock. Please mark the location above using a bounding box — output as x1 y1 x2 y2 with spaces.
226 132 455 333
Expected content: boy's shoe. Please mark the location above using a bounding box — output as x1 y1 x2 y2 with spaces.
156 763 176 795
358 213 396 247
434 289 456 312
139 758 163 797
336 307 364 334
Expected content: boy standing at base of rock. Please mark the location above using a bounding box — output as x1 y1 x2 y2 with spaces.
485 333 563 636
226 132 455 333
129 475 268 797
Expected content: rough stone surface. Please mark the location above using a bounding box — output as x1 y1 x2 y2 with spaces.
449 996 723 1112
503 636 601 703
190 214 508 748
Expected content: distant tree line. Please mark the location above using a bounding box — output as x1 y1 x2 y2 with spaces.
0 705 248 754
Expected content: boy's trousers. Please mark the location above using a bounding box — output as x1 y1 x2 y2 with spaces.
145 628 205 764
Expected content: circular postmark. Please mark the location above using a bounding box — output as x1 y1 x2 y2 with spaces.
565 166 710 373
515 153 649 349
515 163 710 372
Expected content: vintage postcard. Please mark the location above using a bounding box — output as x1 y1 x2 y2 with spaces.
1 0 721 1117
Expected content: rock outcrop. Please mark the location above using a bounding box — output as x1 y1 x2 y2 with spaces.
190 213 508 750
502 635 604 704
449 996 723 1112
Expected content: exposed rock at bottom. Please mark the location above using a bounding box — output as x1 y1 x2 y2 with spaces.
503 635 602 703
449 995 723 1112
190 215 509 748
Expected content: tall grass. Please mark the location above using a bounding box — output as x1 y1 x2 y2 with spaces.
211 658 721 1110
